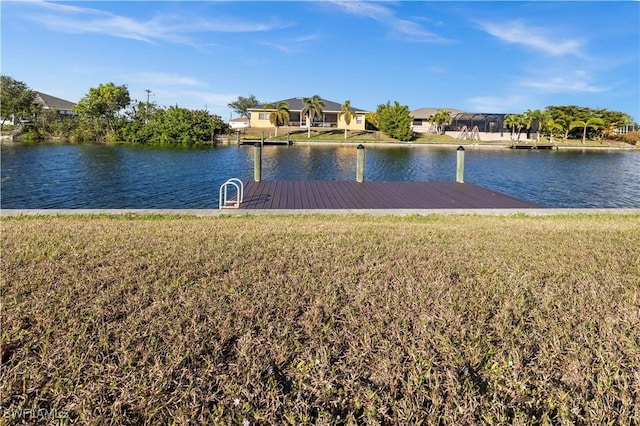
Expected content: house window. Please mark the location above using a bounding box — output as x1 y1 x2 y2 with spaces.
258 113 269 120
356 116 363 124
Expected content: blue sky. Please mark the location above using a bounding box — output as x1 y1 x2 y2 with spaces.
2 1 639 122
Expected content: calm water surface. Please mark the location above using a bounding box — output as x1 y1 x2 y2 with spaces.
1 142 639 208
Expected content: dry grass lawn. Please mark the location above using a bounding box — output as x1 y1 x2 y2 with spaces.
1 214 639 425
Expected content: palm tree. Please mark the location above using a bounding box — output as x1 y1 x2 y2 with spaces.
301 95 325 138
550 111 572 141
522 109 535 140
263 101 289 137
503 114 523 141
569 117 605 144
339 100 357 139
535 111 560 144
429 109 451 134
530 109 548 142
548 120 564 145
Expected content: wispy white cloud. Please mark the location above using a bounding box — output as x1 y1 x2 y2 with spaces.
328 0 452 43
476 19 583 56
257 41 293 53
24 0 96 14
19 0 290 45
519 70 608 93
258 33 320 53
329 1 395 21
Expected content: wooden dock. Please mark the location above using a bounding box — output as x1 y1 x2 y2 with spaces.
237 181 541 209
239 140 293 146
510 144 556 150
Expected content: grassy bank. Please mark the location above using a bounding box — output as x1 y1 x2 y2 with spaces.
2 215 639 424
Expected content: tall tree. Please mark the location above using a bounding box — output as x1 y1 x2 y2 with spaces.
301 95 325 138
546 108 572 141
0 75 37 130
594 109 633 134
570 117 605 144
133 106 227 145
546 105 634 141
228 95 260 118
376 101 413 141
339 100 357 139
73 82 130 141
263 101 290 137
522 109 536 140
528 109 544 142
535 110 561 144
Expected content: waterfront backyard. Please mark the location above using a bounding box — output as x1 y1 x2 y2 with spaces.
1 214 639 424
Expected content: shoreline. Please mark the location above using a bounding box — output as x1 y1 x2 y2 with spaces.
3 137 637 151
289 140 638 151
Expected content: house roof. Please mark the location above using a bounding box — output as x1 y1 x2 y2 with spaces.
230 117 249 123
410 108 464 120
250 97 368 113
34 92 75 111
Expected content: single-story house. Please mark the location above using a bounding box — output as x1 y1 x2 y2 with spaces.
1 91 76 125
411 108 521 133
248 97 368 131
229 117 250 130
34 91 76 118
410 107 464 133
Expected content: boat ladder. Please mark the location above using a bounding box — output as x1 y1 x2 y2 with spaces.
219 178 244 209
456 125 480 141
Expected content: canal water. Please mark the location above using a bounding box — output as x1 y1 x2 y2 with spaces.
1 142 639 208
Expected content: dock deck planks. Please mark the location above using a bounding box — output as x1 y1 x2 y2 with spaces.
239 181 541 209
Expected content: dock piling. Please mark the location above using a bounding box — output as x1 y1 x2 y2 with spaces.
456 146 465 183
356 144 365 182
254 143 262 182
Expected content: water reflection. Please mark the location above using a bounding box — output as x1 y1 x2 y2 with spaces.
366 146 456 181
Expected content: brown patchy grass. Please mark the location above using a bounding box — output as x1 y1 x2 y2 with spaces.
1 214 639 425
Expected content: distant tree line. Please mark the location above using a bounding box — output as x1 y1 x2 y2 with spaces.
4 75 636 145
1 75 228 146
230 95 637 144
503 107 636 145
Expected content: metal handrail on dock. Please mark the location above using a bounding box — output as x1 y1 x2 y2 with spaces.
219 178 244 209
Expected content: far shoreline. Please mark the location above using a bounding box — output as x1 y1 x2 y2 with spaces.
285 140 639 151
2 136 638 151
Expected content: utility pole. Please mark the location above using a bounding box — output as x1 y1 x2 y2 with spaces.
144 89 152 124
